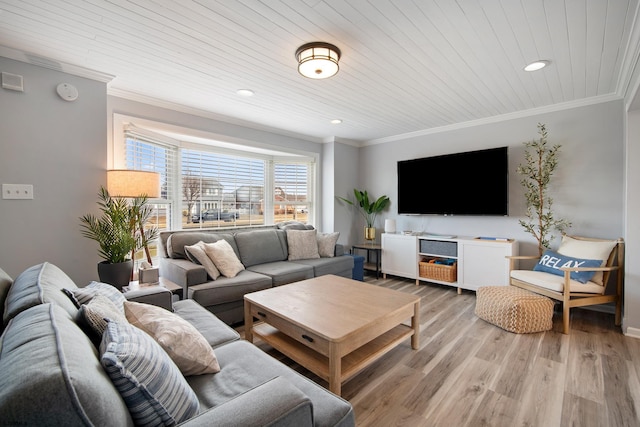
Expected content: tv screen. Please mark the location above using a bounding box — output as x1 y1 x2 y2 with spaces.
397 147 508 216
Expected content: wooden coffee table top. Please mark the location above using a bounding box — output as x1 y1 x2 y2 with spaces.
244 275 420 342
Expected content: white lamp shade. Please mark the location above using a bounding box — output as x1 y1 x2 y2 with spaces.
107 170 160 198
384 219 397 233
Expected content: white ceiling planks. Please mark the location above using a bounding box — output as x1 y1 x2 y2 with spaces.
0 0 638 143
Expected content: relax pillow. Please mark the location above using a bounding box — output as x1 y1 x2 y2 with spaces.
286 229 320 260
533 250 603 284
203 239 245 278
184 241 221 280
557 235 617 285
124 300 221 376
317 232 340 258
100 319 200 425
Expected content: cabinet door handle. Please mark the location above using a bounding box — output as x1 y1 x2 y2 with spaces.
301 334 314 343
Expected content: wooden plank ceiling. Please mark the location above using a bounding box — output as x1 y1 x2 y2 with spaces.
0 0 638 143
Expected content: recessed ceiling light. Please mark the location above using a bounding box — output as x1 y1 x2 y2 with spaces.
236 89 254 97
524 60 550 72
330 119 342 124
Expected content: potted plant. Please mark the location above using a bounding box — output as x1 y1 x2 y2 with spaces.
80 187 137 289
517 123 571 256
338 189 390 241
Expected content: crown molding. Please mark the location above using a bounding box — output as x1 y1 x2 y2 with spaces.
363 94 623 146
0 45 114 83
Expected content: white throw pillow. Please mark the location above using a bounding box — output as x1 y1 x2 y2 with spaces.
317 232 340 258
287 229 320 260
124 301 221 376
557 235 617 285
184 241 221 280
203 240 245 278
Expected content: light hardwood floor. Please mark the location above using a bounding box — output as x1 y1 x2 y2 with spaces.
238 275 640 427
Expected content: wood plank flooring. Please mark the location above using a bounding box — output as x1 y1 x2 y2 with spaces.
238 275 640 427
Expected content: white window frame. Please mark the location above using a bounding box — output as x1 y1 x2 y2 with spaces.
111 114 318 230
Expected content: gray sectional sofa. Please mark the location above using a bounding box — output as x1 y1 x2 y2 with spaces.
159 224 354 325
0 262 356 426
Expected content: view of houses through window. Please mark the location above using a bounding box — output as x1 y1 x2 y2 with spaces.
122 128 314 253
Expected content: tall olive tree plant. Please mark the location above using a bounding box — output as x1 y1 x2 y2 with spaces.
517 123 571 256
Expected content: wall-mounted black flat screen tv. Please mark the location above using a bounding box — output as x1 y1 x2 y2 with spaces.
397 146 508 216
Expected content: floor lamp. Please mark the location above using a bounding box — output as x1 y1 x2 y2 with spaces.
107 170 160 267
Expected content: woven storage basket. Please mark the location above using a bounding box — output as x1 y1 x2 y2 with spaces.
419 259 457 282
475 286 554 334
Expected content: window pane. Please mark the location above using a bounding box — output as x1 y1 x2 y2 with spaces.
182 149 266 229
274 162 309 223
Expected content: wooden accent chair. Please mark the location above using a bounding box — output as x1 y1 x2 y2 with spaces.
507 235 624 334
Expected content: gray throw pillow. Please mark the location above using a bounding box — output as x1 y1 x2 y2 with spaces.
287 229 320 260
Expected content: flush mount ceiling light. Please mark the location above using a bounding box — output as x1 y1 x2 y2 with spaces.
295 42 341 79
330 119 342 124
236 89 254 97
524 60 550 71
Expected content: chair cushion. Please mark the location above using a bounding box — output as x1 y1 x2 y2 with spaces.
533 250 603 283
557 236 617 285
510 270 605 294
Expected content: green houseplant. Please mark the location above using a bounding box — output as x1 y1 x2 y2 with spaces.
338 189 390 241
517 123 571 256
80 187 158 289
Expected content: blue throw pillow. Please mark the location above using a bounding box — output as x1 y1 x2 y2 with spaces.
533 250 603 283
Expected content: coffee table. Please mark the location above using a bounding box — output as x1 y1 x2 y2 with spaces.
244 275 420 395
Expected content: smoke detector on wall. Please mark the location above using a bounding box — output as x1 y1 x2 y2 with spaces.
56 83 78 101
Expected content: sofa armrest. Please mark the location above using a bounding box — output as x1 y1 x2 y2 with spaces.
123 285 173 311
180 377 313 427
335 243 345 257
159 258 208 295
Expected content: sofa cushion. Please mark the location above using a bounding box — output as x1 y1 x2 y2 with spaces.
80 294 129 337
187 340 355 427
3 262 79 326
286 229 320 260
204 239 245 278
185 241 221 280
65 280 127 313
167 232 238 260
291 256 354 278
234 229 288 267
247 261 314 286
557 235 617 285
172 299 240 348
0 304 134 426
188 270 273 306
101 319 200 425
317 232 340 258
276 220 315 230
124 301 221 376
511 270 606 294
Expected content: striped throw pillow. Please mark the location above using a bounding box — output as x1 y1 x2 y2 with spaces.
65 281 126 312
100 320 200 425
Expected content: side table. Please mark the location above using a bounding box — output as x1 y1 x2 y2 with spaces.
351 243 382 279
122 277 183 311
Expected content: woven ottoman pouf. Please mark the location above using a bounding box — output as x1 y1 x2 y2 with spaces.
475 286 554 333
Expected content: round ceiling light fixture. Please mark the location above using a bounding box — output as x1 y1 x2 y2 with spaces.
236 89 254 97
295 42 341 79
524 60 550 71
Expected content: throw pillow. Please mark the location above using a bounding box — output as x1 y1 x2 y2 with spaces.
203 239 245 278
557 235 617 285
317 232 340 258
286 229 320 260
64 281 126 312
124 300 221 376
533 250 603 284
80 294 128 337
276 220 315 230
184 241 221 280
100 320 200 425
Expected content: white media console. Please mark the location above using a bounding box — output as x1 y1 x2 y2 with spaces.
381 233 518 292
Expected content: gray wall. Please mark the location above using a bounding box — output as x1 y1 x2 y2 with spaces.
0 57 107 285
625 109 640 335
354 101 625 258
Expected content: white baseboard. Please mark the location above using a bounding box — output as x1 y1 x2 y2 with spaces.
624 326 640 339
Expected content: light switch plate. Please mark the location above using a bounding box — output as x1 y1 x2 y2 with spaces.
2 184 34 199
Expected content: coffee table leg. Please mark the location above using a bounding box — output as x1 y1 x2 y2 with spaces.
244 299 254 343
329 343 341 395
411 300 420 349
